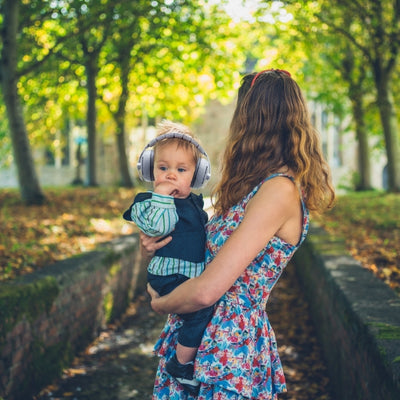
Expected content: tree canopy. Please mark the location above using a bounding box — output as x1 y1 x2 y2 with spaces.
1 0 400 203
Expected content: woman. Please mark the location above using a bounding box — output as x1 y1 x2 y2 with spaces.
144 69 335 399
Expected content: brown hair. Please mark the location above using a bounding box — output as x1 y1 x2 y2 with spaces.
154 120 200 165
213 70 335 214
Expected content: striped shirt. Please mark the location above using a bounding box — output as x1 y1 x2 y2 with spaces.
129 192 206 278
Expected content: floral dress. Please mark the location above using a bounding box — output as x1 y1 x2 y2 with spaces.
152 174 310 400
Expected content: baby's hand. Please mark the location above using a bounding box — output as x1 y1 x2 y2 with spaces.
154 182 178 197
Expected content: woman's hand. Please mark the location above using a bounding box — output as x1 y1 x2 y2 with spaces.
147 283 164 314
139 231 172 261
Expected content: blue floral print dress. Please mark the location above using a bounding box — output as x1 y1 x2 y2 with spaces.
152 174 310 400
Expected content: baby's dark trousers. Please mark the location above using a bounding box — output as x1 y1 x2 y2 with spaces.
148 272 214 348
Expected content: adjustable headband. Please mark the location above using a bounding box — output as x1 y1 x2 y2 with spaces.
251 69 291 87
143 131 209 159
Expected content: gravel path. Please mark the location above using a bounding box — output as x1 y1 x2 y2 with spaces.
34 264 335 400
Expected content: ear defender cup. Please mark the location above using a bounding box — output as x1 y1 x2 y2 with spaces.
191 156 211 189
137 148 154 182
137 132 211 188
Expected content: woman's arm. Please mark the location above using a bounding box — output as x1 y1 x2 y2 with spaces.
149 177 301 314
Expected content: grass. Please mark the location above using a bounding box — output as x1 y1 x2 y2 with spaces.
313 191 400 294
0 187 399 294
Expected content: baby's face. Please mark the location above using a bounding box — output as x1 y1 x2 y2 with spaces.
153 142 196 199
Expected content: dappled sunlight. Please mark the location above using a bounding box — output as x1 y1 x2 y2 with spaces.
314 193 400 294
35 295 164 400
0 188 137 281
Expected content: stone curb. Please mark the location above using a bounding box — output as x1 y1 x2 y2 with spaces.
0 235 142 400
293 224 400 400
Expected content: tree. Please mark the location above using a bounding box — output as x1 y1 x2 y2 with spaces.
99 0 244 186
341 43 373 190
55 0 119 186
298 0 400 192
257 0 400 191
0 0 256 196
0 0 45 204
281 3 375 190
99 0 153 188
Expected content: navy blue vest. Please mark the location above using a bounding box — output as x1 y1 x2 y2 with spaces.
125 192 208 263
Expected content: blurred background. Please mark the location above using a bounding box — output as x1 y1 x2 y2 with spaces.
1 0 399 203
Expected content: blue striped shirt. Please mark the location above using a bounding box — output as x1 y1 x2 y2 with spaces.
129 192 206 278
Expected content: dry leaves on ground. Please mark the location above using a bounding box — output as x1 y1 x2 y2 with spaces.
0 187 137 282
313 192 400 295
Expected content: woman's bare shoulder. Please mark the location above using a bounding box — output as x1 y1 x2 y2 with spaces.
256 175 299 201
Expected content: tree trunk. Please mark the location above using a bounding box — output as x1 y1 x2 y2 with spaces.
0 0 45 204
85 56 98 186
114 58 133 187
72 142 84 185
351 98 372 190
116 123 133 187
375 73 400 192
340 30 372 190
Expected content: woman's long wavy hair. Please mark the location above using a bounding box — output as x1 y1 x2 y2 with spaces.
213 70 335 215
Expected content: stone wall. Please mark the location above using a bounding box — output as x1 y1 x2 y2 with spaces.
0 235 143 400
293 225 400 400
2 225 400 400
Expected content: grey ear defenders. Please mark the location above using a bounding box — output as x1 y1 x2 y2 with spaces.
137 132 211 189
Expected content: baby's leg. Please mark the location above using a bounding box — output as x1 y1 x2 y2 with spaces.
166 342 200 395
176 342 197 364
166 305 214 395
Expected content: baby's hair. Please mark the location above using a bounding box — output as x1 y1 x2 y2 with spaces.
156 119 193 137
154 120 200 164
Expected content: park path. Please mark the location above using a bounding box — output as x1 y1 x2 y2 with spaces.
34 265 335 400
